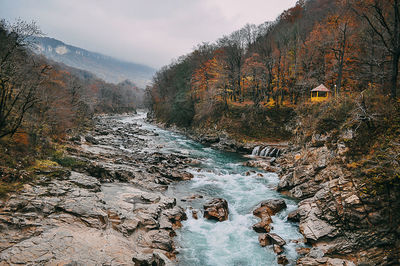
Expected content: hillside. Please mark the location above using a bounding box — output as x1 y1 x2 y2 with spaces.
32 36 156 88
148 0 399 133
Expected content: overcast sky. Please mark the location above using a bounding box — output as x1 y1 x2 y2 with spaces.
1 0 297 69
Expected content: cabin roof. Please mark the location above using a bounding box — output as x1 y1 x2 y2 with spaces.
311 84 330 92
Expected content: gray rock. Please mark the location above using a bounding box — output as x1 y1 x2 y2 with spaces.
146 230 174 252
309 247 325 258
69 172 101 192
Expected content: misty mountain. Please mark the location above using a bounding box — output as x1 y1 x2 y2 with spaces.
32 37 156 88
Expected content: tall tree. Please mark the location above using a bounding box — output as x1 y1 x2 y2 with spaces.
353 0 400 98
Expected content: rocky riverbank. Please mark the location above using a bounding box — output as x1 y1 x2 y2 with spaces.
274 139 400 265
236 135 400 265
0 114 195 265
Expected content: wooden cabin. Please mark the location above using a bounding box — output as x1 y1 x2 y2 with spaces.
311 84 331 102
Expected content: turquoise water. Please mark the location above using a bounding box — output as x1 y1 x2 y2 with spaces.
122 113 303 266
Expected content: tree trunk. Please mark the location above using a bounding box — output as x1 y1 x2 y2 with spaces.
392 0 400 99
390 52 399 98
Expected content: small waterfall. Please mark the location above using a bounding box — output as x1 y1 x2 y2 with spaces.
268 148 276 157
251 146 261 156
250 146 282 158
249 142 285 158
260 147 269 157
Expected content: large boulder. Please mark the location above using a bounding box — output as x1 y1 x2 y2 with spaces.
253 199 287 217
145 230 174 252
297 198 337 242
203 198 229 222
253 199 286 235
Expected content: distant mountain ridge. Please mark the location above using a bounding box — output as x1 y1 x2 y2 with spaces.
32 37 155 88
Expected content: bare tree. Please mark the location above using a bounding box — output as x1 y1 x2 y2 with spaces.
0 19 49 138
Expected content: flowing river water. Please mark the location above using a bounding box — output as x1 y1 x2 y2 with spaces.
121 112 304 266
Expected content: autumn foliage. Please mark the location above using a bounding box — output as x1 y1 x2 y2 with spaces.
148 0 400 132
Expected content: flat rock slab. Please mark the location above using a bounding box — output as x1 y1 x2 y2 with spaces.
0 222 135 265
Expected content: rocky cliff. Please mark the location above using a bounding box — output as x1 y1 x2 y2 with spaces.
276 133 400 265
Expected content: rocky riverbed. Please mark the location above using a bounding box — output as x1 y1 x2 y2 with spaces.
0 114 196 265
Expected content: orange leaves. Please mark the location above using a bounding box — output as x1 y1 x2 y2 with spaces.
242 53 266 96
191 50 227 101
280 1 304 23
12 132 29 146
243 53 266 74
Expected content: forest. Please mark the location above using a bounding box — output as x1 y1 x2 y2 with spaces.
148 0 400 137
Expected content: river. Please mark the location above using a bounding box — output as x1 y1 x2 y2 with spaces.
121 112 304 266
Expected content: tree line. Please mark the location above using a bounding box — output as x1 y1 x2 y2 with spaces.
148 0 400 127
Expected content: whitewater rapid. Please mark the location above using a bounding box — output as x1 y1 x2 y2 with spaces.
121 112 304 266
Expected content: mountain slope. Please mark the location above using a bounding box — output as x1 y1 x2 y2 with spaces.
32 37 155 88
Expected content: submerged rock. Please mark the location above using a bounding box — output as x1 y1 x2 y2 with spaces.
203 198 229 222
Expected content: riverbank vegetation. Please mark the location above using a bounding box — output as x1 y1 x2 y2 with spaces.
0 20 142 197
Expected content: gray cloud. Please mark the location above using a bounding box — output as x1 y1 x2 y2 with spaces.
0 0 297 68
